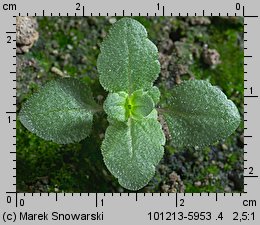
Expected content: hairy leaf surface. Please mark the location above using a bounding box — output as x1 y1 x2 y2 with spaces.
102 116 165 190
129 90 154 120
19 78 98 144
163 80 240 147
147 86 161 105
104 89 157 122
103 92 128 122
97 18 160 94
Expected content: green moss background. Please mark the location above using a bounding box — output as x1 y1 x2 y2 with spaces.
17 17 244 193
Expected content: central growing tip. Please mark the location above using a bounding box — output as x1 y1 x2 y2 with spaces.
104 89 155 122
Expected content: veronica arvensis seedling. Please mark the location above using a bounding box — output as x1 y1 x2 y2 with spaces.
19 18 241 191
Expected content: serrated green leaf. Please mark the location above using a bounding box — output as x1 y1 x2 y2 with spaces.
163 80 240 147
19 78 98 144
103 92 128 122
102 117 165 190
97 18 160 94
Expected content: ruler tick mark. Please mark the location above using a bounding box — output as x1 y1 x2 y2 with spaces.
244 15 258 18
163 6 165 16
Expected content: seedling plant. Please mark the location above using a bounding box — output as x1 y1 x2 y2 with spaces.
19 18 240 190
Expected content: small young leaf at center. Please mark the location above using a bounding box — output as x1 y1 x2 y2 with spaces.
129 90 154 120
103 91 129 122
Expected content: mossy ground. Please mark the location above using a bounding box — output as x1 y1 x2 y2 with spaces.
17 17 244 193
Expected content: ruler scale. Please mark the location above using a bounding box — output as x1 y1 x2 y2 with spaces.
1 0 259 224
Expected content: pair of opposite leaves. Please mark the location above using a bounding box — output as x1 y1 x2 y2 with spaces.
19 18 240 191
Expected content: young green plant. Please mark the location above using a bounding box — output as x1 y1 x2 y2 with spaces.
19 18 241 191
